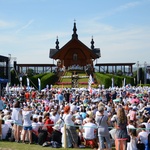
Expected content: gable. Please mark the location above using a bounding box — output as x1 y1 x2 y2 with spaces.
51 38 98 59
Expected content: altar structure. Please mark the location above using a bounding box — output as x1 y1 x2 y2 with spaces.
49 22 101 72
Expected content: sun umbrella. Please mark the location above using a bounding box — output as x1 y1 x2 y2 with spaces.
137 93 143 97
113 98 121 102
130 98 140 104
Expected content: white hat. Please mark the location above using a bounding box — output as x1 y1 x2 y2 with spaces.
132 106 137 110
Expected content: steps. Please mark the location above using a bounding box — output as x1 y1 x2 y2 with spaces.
54 70 94 88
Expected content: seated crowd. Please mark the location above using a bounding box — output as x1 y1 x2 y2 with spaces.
0 86 150 150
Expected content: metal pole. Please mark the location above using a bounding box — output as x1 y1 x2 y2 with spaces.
137 61 139 84
144 62 147 84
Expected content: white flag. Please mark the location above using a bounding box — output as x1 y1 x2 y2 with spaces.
27 78 30 90
38 78 41 91
5 82 10 93
123 78 126 87
111 78 114 88
88 74 93 89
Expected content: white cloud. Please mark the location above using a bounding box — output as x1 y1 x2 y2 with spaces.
86 1 142 22
116 1 141 11
0 20 15 28
16 19 34 33
75 21 150 64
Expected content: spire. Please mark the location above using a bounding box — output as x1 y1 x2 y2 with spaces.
55 36 59 49
72 20 78 39
91 36 94 50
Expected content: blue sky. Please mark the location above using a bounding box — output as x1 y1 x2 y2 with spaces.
0 0 150 67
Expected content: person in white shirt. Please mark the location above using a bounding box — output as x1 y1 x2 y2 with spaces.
127 120 136 132
137 124 149 149
3 107 10 115
83 118 97 140
32 117 40 143
37 116 44 130
83 113 90 125
95 106 108 118
11 101 22 142
127 128 138 150
22 106 33 144
62 105 78 148
70 102 78 113
32 118 40 133
50 110 60 125
54 92 58 102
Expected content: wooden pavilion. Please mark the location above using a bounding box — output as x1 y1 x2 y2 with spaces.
49 22 135 75
49 22 101 71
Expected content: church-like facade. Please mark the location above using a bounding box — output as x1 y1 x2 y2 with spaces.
49 22 101 71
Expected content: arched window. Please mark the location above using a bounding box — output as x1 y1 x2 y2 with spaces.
73 53 77 61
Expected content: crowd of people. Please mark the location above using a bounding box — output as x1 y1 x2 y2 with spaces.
0 85 150 150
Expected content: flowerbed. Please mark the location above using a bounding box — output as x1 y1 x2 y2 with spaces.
61 76 88 78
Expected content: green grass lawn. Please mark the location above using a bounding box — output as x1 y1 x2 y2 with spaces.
78 73 87 76
0 141 91 150
60 78 72 83
78 78 88 82
65 72 72 76
0 141 116 150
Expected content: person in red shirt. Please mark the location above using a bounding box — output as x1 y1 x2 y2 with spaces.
31 90 36 100
44 113 54 135
25 91 30 102
45 104 50 112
